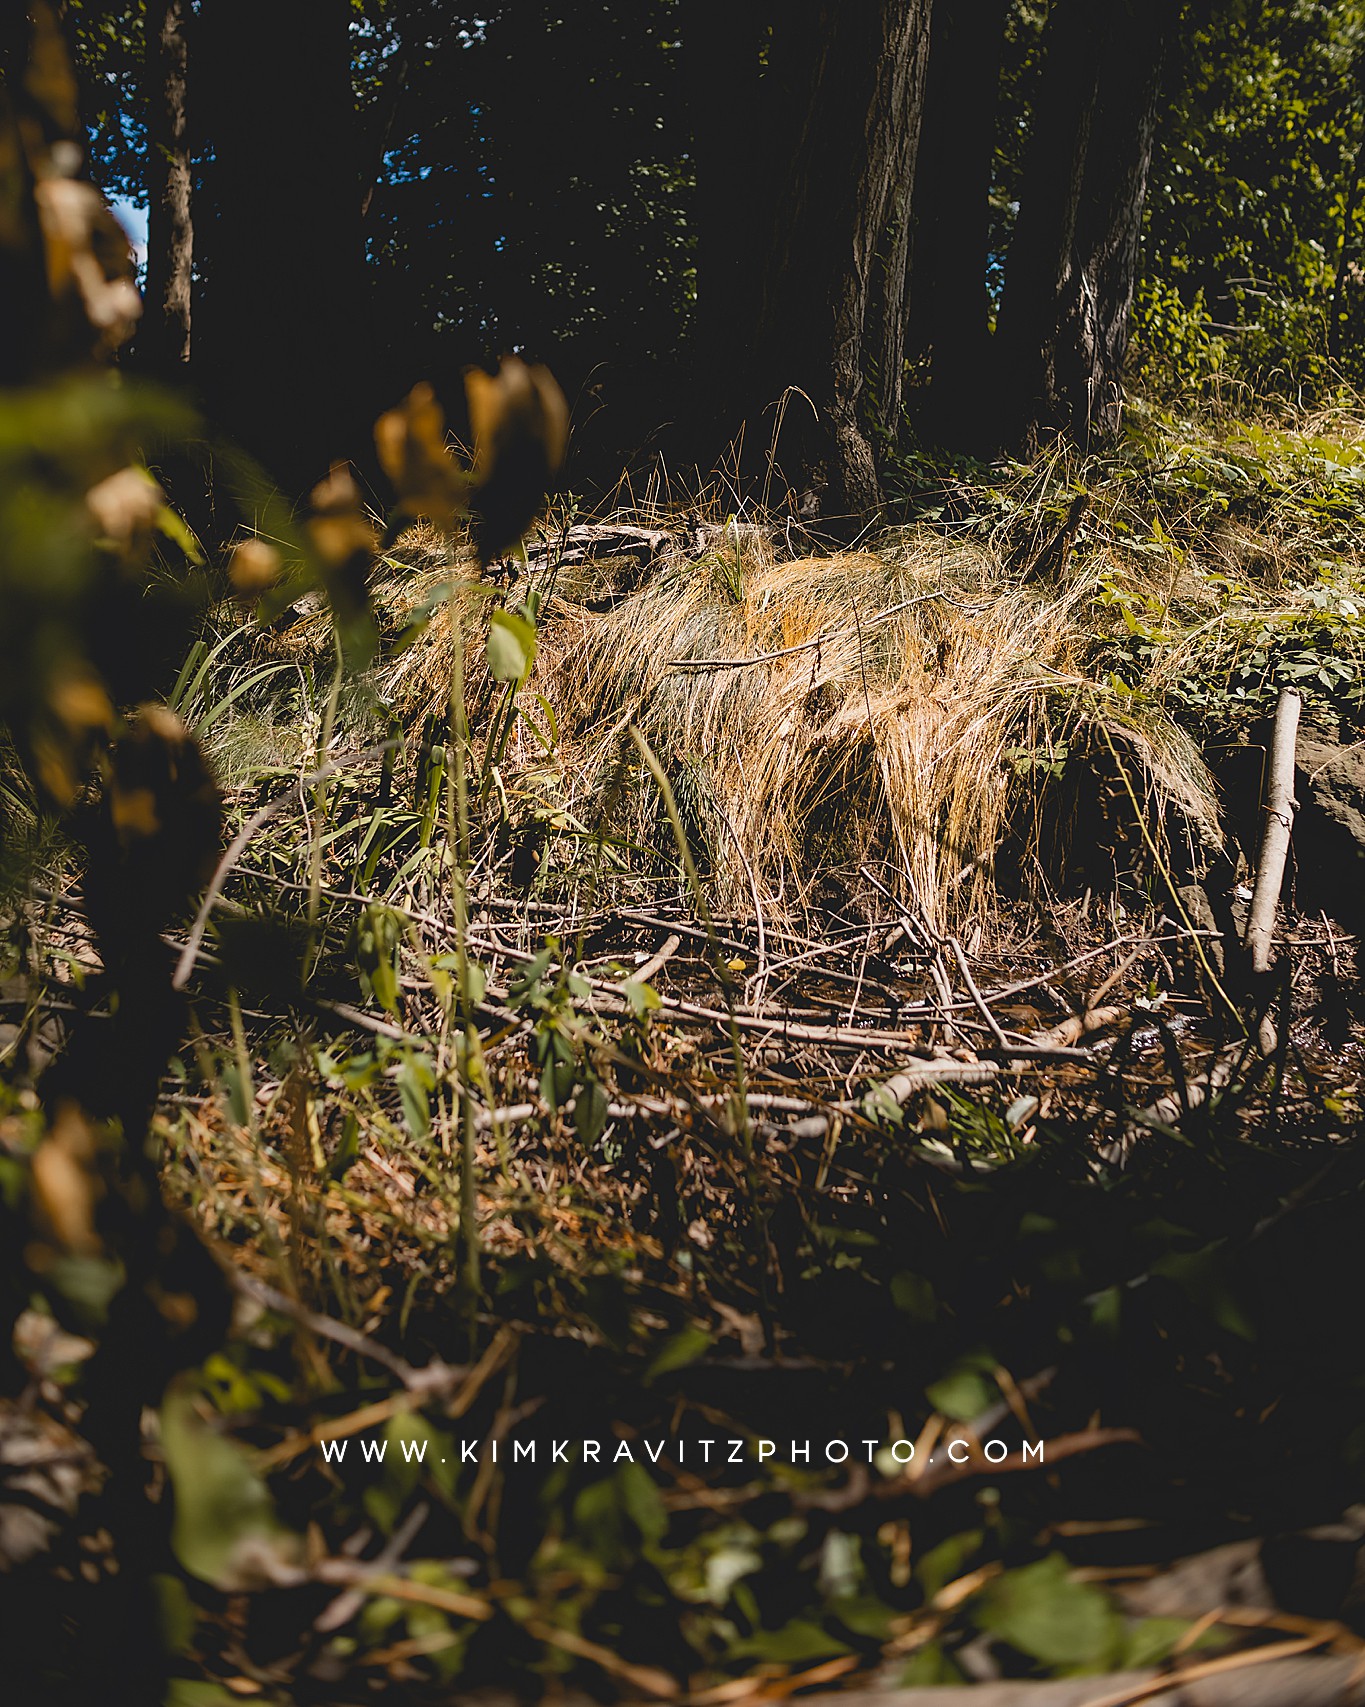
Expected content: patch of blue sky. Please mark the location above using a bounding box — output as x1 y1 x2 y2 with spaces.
109 195 149 270
382 149 433 184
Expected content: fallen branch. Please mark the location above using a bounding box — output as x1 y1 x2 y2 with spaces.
1034 1004 1129 1049
1244 686 1301 1054
1244 686 1302 978
633 931 682 985
806 1652 1365 1707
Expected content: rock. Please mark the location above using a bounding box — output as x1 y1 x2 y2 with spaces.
1175 882 1225 975
1293 725 1365 929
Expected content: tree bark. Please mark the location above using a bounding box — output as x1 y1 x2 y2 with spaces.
996 0 1180 455
139 0 192 372
1328 53 1365 363
908 0 1010 452
749 0 933 521
195 0 367 487
684 3 769 449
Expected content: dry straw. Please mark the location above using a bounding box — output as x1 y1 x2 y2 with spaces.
379 521 1221 932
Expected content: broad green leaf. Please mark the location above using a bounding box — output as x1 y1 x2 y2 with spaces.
890 1270 936 1323
645 1324 712 1381
397 1057 432 1140
916 1528 984 1600
161 1387 298 1590
730 1620 852 1662
621 978 661 1019
487 607 537 683
975 1554 1124 1671
926 1349 999 1421
618 1460 668 1547
1125 1617 1204 1668
573 1076 609 1145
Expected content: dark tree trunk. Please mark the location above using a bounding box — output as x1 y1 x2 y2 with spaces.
139 0 192 372
996 0 1180 454
748 0 933 521
685 4 769 450
908 0 1010 451
1328 59 1365 363
196 0 366 488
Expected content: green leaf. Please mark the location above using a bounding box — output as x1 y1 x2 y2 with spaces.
899 1640 963 1686
975 1555 1124 1671
1125 1617 1204 1668
916 1528 983 1600
161 1387 298 1590
645 1324 712 1381
890 1270 937 1323
152 498 206 564
153 1572 196 1654
573 1075 609 1145
621 978 661 1019
487 607 537 684
730 1620 852 1663
164 1684 242 1707
831 1594 896 1640
328 1111 360 1180
926 1349 999 1421
1151 1245 1256 1340
618 1460 668 1547
397 1057 432 1140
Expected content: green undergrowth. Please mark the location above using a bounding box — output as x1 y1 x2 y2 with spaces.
7 391 1365 1701
890 396 1365 740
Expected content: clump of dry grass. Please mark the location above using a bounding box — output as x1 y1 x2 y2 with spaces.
551 535 1218 927
374 521 1220 931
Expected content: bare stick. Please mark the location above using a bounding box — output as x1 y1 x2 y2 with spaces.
1245 686 1301 975
1244 687 1301 1054
633 932 681 985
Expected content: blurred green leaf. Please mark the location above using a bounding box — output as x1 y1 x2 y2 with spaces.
487 608 537 684
975 1555 1124 1671
161 1387 298 1590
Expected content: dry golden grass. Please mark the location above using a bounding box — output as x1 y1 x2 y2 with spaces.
376 522 1221 931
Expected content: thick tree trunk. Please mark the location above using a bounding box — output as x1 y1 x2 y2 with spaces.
750 0 933 521
685 4 769 450
196 0 366 487
996 0 1180 454
139 0 192 372
908 0 1010 451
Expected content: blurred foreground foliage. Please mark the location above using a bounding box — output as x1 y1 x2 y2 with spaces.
4 5 1365 1706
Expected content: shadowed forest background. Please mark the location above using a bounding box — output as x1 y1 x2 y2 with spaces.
5 3 1365 1705
78 0 1365 497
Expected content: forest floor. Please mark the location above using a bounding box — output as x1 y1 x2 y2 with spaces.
6 395 1365 1703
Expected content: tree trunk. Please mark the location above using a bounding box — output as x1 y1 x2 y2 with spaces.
908 0 1010 451
1328 57 1365 363
196 0 366 488
684 4 769 451
139 0 192 372
749 0 933 521
996 0 1180 455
